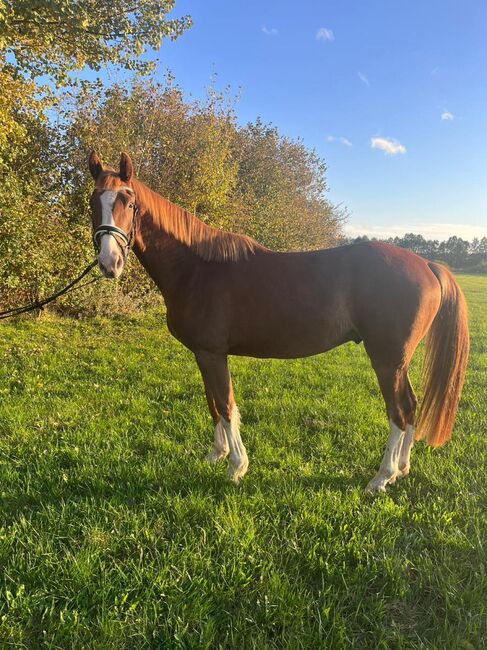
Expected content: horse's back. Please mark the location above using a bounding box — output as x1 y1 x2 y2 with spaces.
167 240 441 360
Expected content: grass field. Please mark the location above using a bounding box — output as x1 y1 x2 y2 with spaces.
0 274 485 649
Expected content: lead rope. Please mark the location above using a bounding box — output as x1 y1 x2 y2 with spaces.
1 198 139 321
0 259 101 320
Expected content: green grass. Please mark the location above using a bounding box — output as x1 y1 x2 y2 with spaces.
0 275 486 649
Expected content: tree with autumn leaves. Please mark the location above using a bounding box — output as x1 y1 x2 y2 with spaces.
0 0 190 309
0 1 343 313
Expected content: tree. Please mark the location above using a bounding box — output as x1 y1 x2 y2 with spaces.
59 78 239 226
0 2 191 311
0 1 191 85
233 119 344 250
60 79 344 253
438 236 470 268
364 233 487 271
0 0 191 174
390 233 439 259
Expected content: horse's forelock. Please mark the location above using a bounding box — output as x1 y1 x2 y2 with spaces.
94 170 127 191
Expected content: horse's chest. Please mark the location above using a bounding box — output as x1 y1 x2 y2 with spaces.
165 304 222 352
166 310 191 347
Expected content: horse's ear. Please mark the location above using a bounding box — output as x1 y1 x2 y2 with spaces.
88 150 103 180
119 152 133 182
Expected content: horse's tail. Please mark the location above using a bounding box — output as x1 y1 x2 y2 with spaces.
415 262 469 447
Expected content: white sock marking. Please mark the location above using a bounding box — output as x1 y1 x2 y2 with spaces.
221 405 248 482
206 420 229 464
399 424 414 476
366 420 405 492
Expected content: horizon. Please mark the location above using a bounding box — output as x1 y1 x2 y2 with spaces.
343 221 487 242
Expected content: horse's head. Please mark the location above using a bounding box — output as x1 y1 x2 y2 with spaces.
88 151 137 279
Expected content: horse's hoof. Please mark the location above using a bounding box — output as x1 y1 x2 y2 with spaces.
206 449 228 464
227 458 249 483
365 477 388 493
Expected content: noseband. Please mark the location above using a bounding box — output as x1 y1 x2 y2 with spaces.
93 188 138 260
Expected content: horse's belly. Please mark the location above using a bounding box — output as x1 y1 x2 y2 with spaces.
228 314 354 359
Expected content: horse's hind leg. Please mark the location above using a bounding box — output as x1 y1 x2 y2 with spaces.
366 364 417 492
366 419 404 492
398 424 414 478
398 376 417 478
195 351 248 482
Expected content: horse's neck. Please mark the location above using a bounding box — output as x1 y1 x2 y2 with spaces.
133 202 196 303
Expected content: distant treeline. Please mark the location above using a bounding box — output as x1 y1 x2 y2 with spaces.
346 233 487 273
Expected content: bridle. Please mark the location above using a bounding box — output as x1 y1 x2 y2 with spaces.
92 186 139 260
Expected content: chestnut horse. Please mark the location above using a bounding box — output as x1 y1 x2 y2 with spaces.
88 151 469 492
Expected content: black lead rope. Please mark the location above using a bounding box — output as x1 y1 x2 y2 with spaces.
0 260 101 321
0 198 138 321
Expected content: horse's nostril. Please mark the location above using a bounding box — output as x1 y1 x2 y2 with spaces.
98 260 115 278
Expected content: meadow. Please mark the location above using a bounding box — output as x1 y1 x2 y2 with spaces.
0 274 485 649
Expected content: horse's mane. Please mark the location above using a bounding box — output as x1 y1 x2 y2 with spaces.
132 179 262 262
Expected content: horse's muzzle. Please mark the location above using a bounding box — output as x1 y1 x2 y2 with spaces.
98 254 124 279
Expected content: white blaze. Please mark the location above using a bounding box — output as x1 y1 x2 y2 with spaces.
98 190 123 275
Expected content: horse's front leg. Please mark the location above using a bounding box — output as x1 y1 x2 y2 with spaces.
202 381 229 464
195 351 249 482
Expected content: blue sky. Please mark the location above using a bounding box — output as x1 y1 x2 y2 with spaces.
116 1 487 240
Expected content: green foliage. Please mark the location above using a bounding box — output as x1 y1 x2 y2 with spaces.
0 0 343 314
0 71 344 313
0 1 190 312
0 1 191 84
0 75 340 315
60 78 240 227
0 63 49 176
62 77 343 251
233 119 344 250
0 275 485 647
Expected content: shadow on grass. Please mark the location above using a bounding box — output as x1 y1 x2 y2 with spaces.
0 450 404 528
0 414 453 531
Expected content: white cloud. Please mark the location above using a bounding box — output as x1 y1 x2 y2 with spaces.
344 222 487 241
316 27 334 41
358 71 370 87
262 25 278 36
441 110 454 121
327 135 353 147
370 137 406 155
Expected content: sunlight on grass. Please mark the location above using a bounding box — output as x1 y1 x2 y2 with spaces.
0 276 485 648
